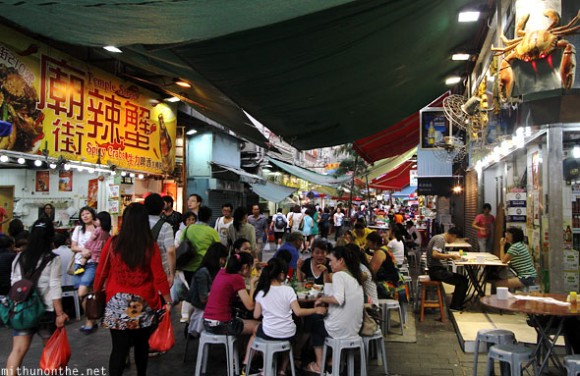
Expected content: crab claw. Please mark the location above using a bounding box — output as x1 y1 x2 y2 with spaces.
561 42 576 90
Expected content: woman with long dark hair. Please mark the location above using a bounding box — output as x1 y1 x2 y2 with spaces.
7 219 28 242
94 203 171 376
71 206 97 333
187 242 229 337
304 245 364 374
253 258 327 375
6 218 69 375
226 207 256 254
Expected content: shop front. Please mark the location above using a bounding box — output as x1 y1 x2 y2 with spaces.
0 25 178 230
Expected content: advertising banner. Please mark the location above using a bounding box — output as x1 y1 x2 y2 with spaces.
0 25 176 175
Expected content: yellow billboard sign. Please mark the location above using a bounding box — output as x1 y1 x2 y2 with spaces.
0 25 176 175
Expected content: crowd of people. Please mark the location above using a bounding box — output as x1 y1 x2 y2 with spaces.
0 198 578 376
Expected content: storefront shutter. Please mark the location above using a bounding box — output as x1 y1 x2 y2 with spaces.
464 170 479 248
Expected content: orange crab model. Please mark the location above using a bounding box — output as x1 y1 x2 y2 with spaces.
492 9 580 100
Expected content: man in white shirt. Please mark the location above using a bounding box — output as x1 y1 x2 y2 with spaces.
214 203 233 245
145 193 176 288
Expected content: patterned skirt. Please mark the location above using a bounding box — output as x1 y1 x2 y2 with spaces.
103 293 155 330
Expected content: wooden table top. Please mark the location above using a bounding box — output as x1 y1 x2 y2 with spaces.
452 252 507 266
481 294 579 317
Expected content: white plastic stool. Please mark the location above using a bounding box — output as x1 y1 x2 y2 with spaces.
246 337 296 376
472 329 516 376
362 329 388 375
194 331 238 376
62 286 81 320
378 299 404 335
321 336 367 376
564 354 580 376
485 344 535 376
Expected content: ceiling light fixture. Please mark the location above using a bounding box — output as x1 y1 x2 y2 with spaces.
121 171 127 177
130 172 136 178
103 45 123 53
451 53 471 61
445 76 462 85
49 163 57 169
458 11 480 22
34 160 42 167
64 163 71 170
174 79 192 88
138 173 145 179
573 145 580 159
17 157 25 165
0 155 8 163
186 129 198 136
165 96 180 103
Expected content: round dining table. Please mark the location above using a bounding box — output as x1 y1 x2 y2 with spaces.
481 293 579 375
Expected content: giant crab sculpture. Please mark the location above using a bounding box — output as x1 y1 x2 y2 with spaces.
492 9 580 101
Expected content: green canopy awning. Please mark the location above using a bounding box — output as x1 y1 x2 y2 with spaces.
267 157 350 187
249 181 297 203
364 147 417 181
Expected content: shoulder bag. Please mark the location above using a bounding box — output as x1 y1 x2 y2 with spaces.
85 239 112 320
175 225 196 270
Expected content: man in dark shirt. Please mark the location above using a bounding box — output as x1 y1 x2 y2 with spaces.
161 195 182 235
0 234 16 295
426 227 468 311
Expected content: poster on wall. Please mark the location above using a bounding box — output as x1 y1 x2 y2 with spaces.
35 171 49 192
0 25 177 175
108 199 120 215
420 108 450 149
87 178 98 208
58 170 73 192
108 184 120 199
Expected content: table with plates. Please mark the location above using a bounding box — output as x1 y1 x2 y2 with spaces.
453 252 507 302
481 293 579 374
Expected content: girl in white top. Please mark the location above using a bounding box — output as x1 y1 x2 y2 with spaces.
304 246 364 374
387 225 405 266
7 218 69 375
254 258 326 376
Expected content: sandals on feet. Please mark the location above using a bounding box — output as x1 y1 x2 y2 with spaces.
303 362 321 374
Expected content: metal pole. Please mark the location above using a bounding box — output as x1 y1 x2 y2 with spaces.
348 155 358 230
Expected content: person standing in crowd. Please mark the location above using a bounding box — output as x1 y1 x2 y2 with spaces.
8 219 28 242
333 207 344 241
227 207 257 256
74 211 111 275
174 212 196 248
301 209 315 251
160 196 182 236
311 206 320 240
494 227 537 289
6 218 69 376
287 205 304 235
94 203 171 376
40 204 55 222
304 246 364 374
318 207 331 239
270 208 287 248
0 234 16 296
71 206 97 333
144 194 175 288
187 194 203 217
274 232 304 279
214 203 233 246
248 204 268 260
426 227 468 311
472 203 495 252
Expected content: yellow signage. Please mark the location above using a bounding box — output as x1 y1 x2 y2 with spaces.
0 25 176 175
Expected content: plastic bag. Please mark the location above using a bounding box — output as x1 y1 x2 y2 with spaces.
40 327 71 372
148 311 175 352
170 271 189 303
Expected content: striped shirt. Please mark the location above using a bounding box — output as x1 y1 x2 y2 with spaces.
507 242 536 278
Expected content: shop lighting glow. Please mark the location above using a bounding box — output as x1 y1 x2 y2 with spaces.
34 160 42 167
130 172 136 178
103 46 123 53
174 79 192 88
164 96 180 103
121 171 127 177
573 146 580 159
138 173 144 179
458 11 480 22
88 167 95 173
17 157 25 165
445 76 461 85
451 53 471 61
0 155 8 163
64 163 71 170
186 129 197 136
49 163 57 169
453 185 463 193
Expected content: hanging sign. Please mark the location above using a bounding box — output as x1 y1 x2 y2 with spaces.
0 25 176 175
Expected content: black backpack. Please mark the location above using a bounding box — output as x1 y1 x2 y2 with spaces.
275 215 287 230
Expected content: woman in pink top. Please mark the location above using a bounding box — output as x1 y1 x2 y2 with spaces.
472 203 495 252
203 251 259 370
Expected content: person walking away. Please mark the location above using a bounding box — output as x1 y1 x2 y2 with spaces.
426 227 468 311
311 207 320 240
318 208 331 239
248 205 268 261
160 196 182 236
287 205 304 236
301 210 315 252
227 207 257 257
71 206 97 333
333 208 344 241
253 258 327 375
6 218 69 376
93 203 171 376
270 208 287 249
472 203 495 252
214 203 233 246
0 234 16 296
144 194 176 288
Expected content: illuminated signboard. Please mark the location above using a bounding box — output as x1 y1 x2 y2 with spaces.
0 25 176 175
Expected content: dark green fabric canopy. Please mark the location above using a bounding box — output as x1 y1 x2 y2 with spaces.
0 0 480 149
